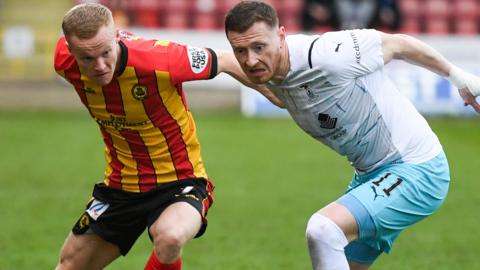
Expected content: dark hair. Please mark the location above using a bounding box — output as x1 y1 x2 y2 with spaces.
225 1 279 34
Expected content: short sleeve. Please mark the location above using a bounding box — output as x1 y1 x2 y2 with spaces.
312 29 384 80
167 43 218 85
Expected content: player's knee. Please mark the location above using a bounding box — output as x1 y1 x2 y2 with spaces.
56 248 80 270
152 226 187 254
306 213 347 247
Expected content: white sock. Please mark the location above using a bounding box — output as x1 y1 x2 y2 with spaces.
306 213 350 270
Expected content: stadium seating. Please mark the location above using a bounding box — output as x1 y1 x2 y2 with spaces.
96 0 480 35
451 0 479 35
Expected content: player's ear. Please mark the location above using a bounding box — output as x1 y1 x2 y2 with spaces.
115 29 120 43
278 26 286 48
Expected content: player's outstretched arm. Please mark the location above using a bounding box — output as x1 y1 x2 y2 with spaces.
215 49 285 108
380 31 480 113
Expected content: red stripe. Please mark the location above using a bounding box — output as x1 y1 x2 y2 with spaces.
102 78 125 115
120 130 157 192
135 69 195 180
64 64 89 108
101 128 123 190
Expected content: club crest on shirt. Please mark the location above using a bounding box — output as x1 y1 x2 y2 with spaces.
187 46 208 74
300 83 318 101
131 84 148 101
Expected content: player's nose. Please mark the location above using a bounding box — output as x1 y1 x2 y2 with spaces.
93 58 107 71
245 52 258 67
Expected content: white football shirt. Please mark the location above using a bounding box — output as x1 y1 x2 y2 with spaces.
267 29 442 173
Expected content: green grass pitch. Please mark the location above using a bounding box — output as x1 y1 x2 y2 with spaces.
0 111 479 269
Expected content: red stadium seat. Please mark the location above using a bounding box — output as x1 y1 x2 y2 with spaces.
424 18 450 35
451 0 478 19
280 14 301 33
399 17 421 34
128 0 164 28
312 26 334 34
423 0 449 19
398 0 422 18
218 0 240 14
193 13 219 30
453 18 478 35
165 0 190 13
165 12 189 29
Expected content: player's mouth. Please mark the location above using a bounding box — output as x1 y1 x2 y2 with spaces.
248 68 267 78
95 72 109 78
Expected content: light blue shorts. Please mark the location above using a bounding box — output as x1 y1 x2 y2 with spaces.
338 151 450 265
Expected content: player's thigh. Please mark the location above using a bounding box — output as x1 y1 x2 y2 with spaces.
349 261 370 270
317 201 359 242
57 232 120 270
345 161 449 251
149 201 202 244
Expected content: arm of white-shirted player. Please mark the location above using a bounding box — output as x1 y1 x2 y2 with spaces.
214 49 285 108
380 31 480 113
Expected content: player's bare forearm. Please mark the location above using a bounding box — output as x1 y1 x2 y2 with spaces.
381 31 480 113
380 32 450 76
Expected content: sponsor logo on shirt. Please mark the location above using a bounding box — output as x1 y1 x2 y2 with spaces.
349 31 361 63
318 113 337 129
335 42 342 52
96 115 148 130
187 46 208 74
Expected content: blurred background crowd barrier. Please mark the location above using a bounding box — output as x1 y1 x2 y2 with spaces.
1 0 479 115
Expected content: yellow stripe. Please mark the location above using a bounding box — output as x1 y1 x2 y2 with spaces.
155 71 208 179
57 70 66 78
119 67 179 185
121 67 178 183
103 146 112 186
154 40 170 47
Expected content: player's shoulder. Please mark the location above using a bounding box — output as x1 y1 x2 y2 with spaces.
285 34 321 69
54 36 76 72
120 30 184 49
286 34 320 51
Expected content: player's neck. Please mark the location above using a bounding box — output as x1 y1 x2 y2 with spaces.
272 44 290 84
114 42 123 75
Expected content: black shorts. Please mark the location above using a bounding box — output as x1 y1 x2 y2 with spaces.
72 178 214 255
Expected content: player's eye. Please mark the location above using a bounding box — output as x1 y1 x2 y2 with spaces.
102 50 110 57
235 48 245 55
254 45 264 53
82 56 93 62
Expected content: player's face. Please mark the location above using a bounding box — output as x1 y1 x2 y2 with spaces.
227 21 285 84
67 23 120 86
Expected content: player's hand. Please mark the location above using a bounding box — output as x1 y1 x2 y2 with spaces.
458 88 480 113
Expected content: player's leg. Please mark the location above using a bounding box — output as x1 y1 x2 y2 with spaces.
145 178 213 270
146 202 201 269
306 201 359 270
349 261 370 270
342 152 450 269
56 232 120 270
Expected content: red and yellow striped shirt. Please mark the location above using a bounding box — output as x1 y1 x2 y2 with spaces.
54 31 217 192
